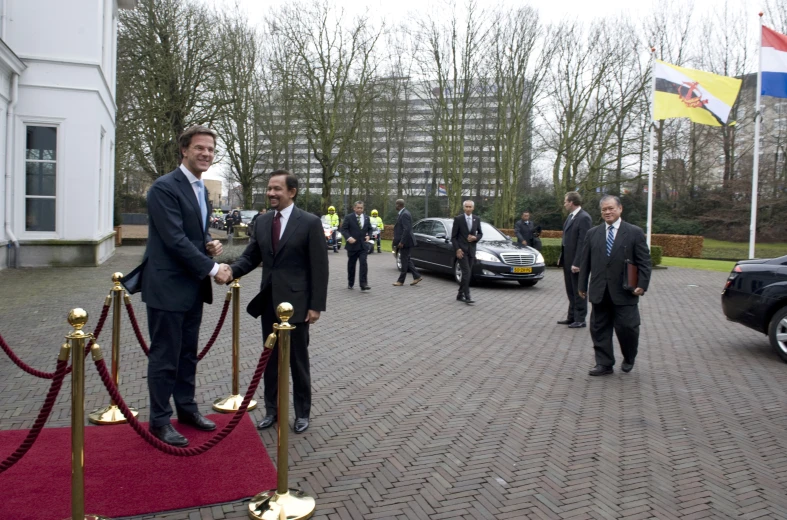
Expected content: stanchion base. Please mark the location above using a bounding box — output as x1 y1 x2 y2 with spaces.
212 394 257 413
88 404 138 425
62 515 112 519
248 489 315 520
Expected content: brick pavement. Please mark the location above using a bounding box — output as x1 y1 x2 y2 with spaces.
1 247 786 519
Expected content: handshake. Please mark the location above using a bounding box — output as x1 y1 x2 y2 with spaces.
214 263 234 285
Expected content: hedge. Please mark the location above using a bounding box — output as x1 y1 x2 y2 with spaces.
539 244 662 267
505 229 699 258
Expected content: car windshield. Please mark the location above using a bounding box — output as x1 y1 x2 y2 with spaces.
442 220 508 242
241 210 256 219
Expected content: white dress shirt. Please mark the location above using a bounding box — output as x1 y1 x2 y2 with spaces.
605 218 621 242
180 164 218 277
466 214 473 231
274 203 295 239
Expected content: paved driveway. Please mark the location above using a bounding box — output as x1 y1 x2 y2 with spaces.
1 247 785 519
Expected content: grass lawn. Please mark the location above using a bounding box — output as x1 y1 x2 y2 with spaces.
701 238 787 260
661 257 736 273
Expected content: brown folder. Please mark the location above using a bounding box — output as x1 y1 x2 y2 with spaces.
623 260 638 292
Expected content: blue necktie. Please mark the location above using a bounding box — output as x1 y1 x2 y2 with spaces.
195 180 207 231
606 225 614 256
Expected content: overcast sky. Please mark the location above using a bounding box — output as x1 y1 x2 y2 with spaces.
204 0 770 183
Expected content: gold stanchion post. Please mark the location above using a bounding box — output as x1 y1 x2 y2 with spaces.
248 303 316 520
89 273 138 424
64 308 111 520
214 280 257 412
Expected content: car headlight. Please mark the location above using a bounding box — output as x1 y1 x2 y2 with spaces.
475 251 500 263
535 252 545 264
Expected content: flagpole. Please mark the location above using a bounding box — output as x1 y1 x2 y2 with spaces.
647 47 656 249
749 13 764 259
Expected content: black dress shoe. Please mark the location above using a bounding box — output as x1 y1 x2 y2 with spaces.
177 412 216 431
588 365 614 376
557 319 573 325
150 424 189 447
621 360 635 373
464 296 475 304
457 294 466 302
294 418 309 433
568 321 587 328
360 286 371 291
257 414 277 430
347 285 354 289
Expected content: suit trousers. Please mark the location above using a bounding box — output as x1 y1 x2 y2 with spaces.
590 287 641 367
562 263 587 322
397 247 421 283
146 299 202 428
347 248 368 287
458 254 474 296
260 288 312 419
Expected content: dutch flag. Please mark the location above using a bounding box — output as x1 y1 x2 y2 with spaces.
762 26 787 98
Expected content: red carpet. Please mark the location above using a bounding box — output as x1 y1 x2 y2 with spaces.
0 414 277 519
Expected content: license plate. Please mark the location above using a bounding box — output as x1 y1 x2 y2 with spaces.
512 267 532 273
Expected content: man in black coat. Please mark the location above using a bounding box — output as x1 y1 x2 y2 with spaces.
451 200 483 303
578 195 652 376
558 191 592 328
392 198 423 286
340 201 372 291
514 211 535 247
222 170 329 433
136 125 224 447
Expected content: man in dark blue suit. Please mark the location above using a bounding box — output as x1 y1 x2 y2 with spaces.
139 125 226 447
451 200 482 304
392 198 423 286
340 201 372 291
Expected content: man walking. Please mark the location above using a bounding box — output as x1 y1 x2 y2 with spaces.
132 125 224 447
451 200 482 304
341 201 372 291
578 195 651 376
221 170 329 433
558 191 592 329
392 199 423 287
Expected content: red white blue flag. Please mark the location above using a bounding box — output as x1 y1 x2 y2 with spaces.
762 26 787 98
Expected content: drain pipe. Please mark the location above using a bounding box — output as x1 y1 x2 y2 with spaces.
5 73 18 267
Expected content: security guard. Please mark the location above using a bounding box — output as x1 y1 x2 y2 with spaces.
371 209 384 253
327 206 340 253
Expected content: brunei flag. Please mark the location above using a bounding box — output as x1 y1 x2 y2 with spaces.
653 60 742 126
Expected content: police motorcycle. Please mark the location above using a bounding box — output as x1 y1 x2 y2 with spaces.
320 213 342 252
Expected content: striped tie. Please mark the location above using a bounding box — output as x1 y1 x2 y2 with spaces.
606 225 614 256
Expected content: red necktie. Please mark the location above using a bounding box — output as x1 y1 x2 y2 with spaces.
272 212 281 254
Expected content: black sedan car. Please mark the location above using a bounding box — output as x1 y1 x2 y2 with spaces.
721 255 787 362
395 218 545 286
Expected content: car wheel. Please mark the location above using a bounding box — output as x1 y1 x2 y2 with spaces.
518 280 538 287
768 306 787 363
396 250 402 271
454 260 462 284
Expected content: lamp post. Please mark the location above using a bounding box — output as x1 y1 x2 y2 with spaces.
424 170 431 218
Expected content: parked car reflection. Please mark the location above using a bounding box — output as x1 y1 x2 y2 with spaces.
395 218 546 287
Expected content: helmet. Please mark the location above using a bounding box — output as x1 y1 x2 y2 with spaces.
328 206 335 213
371 210 378 217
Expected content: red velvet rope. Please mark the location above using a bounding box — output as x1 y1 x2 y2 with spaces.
0 358 69 473
125 296 231 361
0 303 110 379
92 345 271 456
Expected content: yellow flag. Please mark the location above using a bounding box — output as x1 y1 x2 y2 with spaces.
653 60 742 126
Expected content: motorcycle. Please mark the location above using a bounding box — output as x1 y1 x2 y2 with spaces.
321 216 342 252
368 224 381 253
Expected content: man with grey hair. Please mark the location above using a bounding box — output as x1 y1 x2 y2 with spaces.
578 195 651 376
392 198 423 286
451 200 482 303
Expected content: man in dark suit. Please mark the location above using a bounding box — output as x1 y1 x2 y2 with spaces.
515 211 535 247
451 200 483 304
221 170 329 434
340 201 372 291
558 191 592 329
392 198 423 286
139 125 225 447
578 195 651 376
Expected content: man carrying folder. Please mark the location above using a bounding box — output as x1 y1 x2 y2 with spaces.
578 195 651 376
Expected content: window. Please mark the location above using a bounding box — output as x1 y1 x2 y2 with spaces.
432 222 447 237
413 220 433 235
25 126 57 231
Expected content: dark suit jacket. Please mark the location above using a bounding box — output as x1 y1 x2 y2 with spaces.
515 219 535 245
393 208 416 248
140 167 214 312
578 220 652 306
451 214 483 257
230 205 329 324
559 208 592 268
340 212 372 252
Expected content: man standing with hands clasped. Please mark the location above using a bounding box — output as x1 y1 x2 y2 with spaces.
452 200 482 304
217 170 329 434
341 201 372 291
127 125 224 447
558 191 592 329
578 195 651 376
